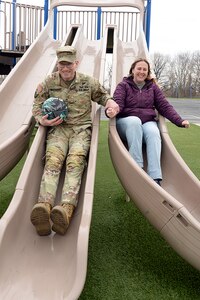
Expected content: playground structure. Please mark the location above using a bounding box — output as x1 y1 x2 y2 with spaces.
1 0 200 299
0 0 150 76
0 12 106 300
0 1 147 299
0 0 149 179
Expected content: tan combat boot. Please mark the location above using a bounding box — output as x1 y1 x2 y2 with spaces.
30 202 52 236
50 203 75 235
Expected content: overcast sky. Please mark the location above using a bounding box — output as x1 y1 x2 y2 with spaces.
149 0 200 56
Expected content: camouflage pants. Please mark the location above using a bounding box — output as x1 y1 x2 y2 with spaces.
38 124 92 207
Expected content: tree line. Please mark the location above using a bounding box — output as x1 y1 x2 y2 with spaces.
151 51 200 98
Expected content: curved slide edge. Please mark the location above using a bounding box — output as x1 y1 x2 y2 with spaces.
108 26 200 271
50 0 144 11
0 11 62 180
0 111 35 180
0 21 109 300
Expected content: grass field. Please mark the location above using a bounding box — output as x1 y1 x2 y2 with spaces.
1 121 200 299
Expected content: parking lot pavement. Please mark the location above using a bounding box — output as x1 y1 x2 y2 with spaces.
101 98 200 124
168 99 200 125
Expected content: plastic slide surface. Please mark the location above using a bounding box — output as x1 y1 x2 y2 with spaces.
0 9 109 300
108 27 200 271
0 17 62 180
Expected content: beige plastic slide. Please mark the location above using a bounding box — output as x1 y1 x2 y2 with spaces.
0 5 110 300
108 24 200 270
0 18 62 180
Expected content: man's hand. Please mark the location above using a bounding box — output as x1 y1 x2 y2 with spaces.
39 115 63 126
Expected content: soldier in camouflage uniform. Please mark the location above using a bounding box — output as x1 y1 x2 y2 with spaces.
30 45 119 236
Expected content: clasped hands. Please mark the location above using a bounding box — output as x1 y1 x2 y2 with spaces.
105 99 119 118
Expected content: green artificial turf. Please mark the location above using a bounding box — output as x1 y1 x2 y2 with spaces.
0 129 36 217
167 122 200 179
0 122 200 299
0 154 26 217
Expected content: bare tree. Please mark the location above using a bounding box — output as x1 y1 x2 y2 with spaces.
151 53 169 79
153 51 200 98
104 54 112 92
191 51 200 97
170 52 193 98
151 52 171 91
105 50 200 98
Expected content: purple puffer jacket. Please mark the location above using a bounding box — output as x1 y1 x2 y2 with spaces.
113 76 184 126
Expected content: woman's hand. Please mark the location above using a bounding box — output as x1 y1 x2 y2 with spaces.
105 107 118 118
39 115 63 126
182 120 190 128
105 99 119 118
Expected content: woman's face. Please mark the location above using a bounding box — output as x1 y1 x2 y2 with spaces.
132 61 149 84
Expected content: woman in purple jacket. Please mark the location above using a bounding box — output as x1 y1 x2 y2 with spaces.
109 58 189 185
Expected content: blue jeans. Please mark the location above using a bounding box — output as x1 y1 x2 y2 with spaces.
116 116 162 180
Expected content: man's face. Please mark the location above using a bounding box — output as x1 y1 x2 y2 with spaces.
57 61 78 81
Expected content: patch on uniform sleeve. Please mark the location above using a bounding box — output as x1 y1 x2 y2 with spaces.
37 84 43 93
34 84 43 97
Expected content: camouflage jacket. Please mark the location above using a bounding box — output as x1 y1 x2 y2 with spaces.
32 71 112 126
